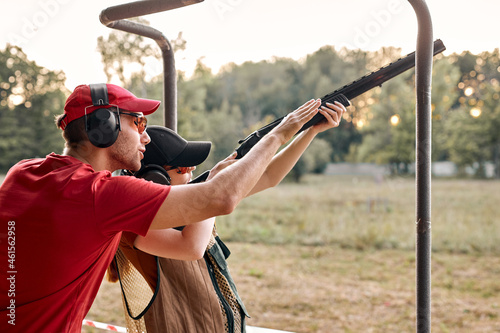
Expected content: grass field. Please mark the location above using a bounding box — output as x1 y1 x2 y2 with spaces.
84 175 500 332
217 175 500 254
87 245 500 333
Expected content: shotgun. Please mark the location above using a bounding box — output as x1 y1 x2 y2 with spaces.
191 39 446 183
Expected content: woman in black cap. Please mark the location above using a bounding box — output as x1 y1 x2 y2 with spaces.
109 126 244 333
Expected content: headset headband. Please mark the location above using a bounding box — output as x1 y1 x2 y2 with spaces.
90 83 109 106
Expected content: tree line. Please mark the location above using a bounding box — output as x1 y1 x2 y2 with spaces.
1 34 499 179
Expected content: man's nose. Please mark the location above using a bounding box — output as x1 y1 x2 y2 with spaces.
142 130 151 145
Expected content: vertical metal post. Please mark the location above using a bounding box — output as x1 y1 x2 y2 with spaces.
99 0 204 130
407 0 434 332
99 19 177 130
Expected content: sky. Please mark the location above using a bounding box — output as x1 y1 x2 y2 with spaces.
1 0 498 90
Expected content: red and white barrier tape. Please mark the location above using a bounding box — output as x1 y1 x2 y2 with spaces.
83 319 294 333
82 319 126 332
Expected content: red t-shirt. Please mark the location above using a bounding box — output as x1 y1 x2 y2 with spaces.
0 153 170 332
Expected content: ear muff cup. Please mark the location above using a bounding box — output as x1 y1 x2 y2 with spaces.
134 164 171 185
86 108 120 148
134 165 182 229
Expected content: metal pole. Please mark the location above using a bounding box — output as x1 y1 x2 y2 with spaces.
99 0 203 23
99 0 204 130
100 19 177 130
407 0 434 332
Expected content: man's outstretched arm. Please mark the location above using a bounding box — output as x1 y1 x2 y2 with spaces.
149 99 321 230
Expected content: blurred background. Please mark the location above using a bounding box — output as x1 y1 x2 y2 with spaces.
1 1 499 332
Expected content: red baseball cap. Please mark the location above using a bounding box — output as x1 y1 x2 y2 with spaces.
60 83 161 129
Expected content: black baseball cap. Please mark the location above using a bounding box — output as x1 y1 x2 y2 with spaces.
142 125 211 167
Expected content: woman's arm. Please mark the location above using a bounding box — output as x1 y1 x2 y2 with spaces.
133 217 215 260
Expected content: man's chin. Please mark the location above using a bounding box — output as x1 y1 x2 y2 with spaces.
125 160 142 173
130 165 141 173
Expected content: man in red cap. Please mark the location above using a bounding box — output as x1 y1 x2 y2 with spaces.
0 83 345 332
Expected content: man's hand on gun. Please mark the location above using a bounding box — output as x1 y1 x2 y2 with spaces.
269 99 321 145
270 98 346 140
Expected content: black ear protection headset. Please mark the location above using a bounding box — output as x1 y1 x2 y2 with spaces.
86 83 121 148
133 165 171 185
134 165 182 231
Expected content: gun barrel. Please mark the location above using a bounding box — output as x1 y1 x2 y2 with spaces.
190 39 446 183
338 39 445 100
236 39 446 157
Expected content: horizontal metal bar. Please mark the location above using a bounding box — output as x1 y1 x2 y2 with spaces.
104 19 170 49
100 0 203 26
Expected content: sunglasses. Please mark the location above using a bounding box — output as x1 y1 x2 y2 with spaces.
164 166 192 174
119 111 148 134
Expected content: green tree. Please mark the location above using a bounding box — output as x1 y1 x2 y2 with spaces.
430 56 462 161
214 58 298 126
176 59 216 137
352 71 415 174
444 80 500 177
0 45 67 172
444 49 500 177
191 99 244 173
